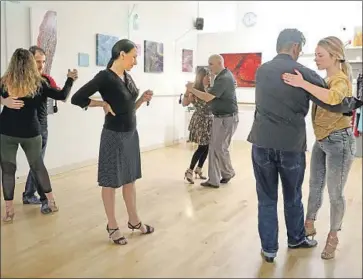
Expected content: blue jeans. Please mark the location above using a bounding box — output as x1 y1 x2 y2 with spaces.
252 144 306 257
306 128 355 231
23 128 48 202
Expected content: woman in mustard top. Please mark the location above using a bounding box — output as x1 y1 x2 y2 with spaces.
282 36 356 260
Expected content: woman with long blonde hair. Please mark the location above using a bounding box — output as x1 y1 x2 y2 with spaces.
282 36 357 259
0 48 75 222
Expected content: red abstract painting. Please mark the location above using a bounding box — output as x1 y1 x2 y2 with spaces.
220 53 262 87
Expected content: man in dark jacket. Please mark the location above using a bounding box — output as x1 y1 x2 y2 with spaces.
247 28 362 263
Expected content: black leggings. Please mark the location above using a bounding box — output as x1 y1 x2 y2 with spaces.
189 145 209 170
0 134 52 201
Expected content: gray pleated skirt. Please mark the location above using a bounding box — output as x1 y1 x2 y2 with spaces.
98 128 142 188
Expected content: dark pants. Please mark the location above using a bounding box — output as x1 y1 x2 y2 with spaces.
251 144 306 257
189 144 209 170
23 129 48 202
0 134 52 201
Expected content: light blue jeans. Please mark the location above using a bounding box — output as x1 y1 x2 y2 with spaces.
306 128 356 231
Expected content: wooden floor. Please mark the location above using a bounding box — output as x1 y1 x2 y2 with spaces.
1 141 362 278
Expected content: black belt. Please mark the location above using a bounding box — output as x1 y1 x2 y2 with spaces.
214 112 238 118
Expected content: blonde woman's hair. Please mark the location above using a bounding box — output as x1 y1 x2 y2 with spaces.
317 36 353 82
0 48 44 98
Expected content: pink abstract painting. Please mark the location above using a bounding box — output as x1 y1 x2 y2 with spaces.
182 49 193 72
30 8 57 114
31 8 57 75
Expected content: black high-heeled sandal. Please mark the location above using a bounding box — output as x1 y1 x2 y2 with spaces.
106 225 128 245
128 221 154 234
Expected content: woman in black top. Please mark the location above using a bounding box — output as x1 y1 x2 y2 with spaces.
0 48 76 222
71 39 154 245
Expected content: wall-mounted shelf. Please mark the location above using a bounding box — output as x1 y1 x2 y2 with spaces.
346 46 362 50
300 53 315 58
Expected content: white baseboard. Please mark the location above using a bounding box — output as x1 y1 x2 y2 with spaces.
14 137 186 184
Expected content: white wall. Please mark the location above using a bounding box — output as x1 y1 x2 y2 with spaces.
198 1 362 103
197 1 362 150
197 1 238 34
3 1 199 178
0 1 5 76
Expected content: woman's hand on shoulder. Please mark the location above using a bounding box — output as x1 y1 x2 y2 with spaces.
281 69 306 88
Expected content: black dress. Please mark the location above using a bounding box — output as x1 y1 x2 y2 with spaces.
71 69 141 187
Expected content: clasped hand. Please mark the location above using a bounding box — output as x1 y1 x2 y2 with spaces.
67 69 78 81
186 82 194 93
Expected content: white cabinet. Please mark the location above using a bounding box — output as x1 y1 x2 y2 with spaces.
235 105 255 141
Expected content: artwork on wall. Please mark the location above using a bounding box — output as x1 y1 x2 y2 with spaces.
96 34 119 66
78 53 89 67
220 53 262 87
144 40 164 73
136 44 141 56
182 49 193 72
30 7 57 114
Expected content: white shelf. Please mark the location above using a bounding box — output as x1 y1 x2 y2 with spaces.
348 60 363 64
346 46 363 50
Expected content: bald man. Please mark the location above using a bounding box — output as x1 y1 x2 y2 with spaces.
186 54 238 188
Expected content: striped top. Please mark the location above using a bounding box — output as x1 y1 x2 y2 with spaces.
312 71 352 140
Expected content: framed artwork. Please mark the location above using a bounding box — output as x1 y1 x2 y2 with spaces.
144 40 164 73
220 53 262 87
182 49 193 72
96 34 119 66
30 7 57 114
78 53 89 67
